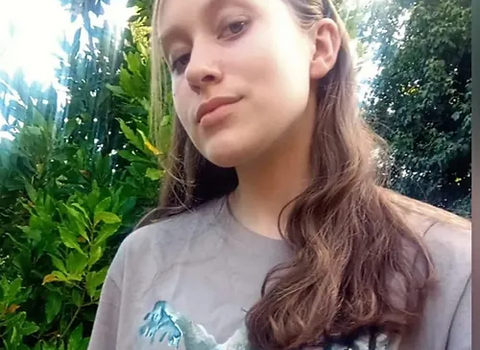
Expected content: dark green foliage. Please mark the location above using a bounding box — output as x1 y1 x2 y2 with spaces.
361 0 471 216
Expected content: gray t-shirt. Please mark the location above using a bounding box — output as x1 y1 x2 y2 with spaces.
87 196 471 350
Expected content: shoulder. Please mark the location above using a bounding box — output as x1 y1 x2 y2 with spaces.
107 197 227 283
385 188 471 276
397 197 471 283
396 195 471 318
420 219 471 320
127 197 224 246
389 193 471 348
416 219 471 308
422 220 471 275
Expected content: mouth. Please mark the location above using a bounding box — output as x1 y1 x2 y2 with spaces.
196 95 242 124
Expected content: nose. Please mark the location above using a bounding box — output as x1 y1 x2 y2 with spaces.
185 44 222 93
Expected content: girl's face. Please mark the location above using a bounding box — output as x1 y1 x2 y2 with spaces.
158 0 336 168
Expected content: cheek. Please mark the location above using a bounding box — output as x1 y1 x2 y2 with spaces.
271 39 311 92
241 25 311 95
171 79 183 112
243 44 311 122
171 81 193 128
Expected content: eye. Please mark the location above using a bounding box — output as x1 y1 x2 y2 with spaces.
171 53 191 74
219 20 249 39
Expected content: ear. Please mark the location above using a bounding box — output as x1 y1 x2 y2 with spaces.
308 19 341 79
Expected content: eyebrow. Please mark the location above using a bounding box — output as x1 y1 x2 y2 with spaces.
159 0 246 56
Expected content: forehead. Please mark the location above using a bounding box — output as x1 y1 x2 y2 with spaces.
155 0 260 55
155 0 304 57
159 0 259 18
157 0 286 37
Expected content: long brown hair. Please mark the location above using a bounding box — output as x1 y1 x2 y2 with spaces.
141 0 467 349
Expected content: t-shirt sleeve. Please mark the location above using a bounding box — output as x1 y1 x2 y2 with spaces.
87 243 126 350
446 275 471 350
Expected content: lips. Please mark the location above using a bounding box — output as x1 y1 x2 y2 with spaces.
196 95 242 123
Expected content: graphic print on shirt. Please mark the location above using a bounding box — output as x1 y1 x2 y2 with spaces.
138 301 392 350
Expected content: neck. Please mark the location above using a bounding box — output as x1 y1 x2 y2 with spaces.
229 98 316 239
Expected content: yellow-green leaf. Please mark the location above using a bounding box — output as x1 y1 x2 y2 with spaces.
94 211 121 225
42 271 70 285
138 130 162 156
6 304 20 314
146 168 163 181
42 274 60 285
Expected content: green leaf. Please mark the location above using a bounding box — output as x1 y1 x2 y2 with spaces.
17 226 41 243
6 231 30 250
59 228 85 256
10 325 19 345
118 150 153 164
118 197 137 216
137 129 149 144
146 168 163 181
64 118 78 138
24 181 37 202
71 290 83 307
54 270 70 282
66 252 88 277
88 244 103 268
45 294 62 324
117 119 143 150
9 277 22 297
68 324 83 350
49 255 67 275
86 181 101 213
3 311 26 328
70 203 90 223
85 268 108 299
126 52 142 74
106 84 125 96
94 223 121 245
94 211 121 226
79 339 90 350
95 197 111 215
43 271 70 285
22 321 39 336
64 204 89 239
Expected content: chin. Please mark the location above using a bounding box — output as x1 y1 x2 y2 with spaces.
203 148 245 168
199 136 254 169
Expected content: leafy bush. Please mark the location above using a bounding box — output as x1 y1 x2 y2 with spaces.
0 1 163 348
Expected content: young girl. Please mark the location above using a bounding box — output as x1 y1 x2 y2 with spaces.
88 0 471 349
